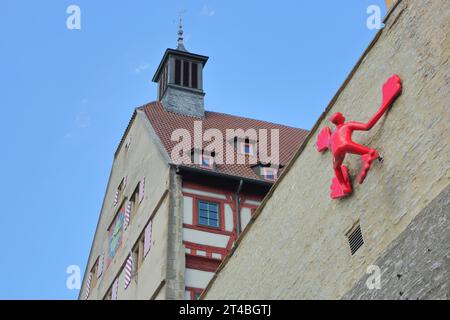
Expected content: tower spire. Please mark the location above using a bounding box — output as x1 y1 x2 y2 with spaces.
177 16 187 52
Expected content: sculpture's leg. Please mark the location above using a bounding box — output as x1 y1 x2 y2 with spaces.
330 156 352 199
345 142 380 184
344 142 377 157
333 158 345 185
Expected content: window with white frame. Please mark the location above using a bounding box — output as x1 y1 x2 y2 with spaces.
239 139 255 156
261 167 277 181
200 154 214 169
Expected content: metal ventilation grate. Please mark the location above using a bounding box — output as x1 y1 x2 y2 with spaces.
347 224 364 255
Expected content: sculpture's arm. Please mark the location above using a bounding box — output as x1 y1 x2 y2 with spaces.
349 75 402 132
346 121 372 131
347 103 390 131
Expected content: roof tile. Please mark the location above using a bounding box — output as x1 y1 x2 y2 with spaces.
142 101 309 181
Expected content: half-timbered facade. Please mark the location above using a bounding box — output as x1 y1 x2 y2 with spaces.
79 26 308 300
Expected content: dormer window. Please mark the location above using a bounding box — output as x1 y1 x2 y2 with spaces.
200 154 214 169
174 59 199 89
243 142 253 155
239 139 254 156
190 149 215 169
261 167 277 181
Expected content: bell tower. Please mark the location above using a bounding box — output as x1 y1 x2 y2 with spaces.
152 19 209 118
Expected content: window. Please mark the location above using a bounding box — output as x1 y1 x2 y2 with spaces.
191 149 214 168
197 200 220 228
200 154 214 169
159 64 168 99
190 149 196 164
188 288 203 300
129 184 140 219
89 260 99 291
159 70 163 99
174 59 199 89
262 167 277 181
194 292 202 300
240 141 254 156
114 177 126 206
183 60 190 87
104 277 119 300
244 143 252 154
131 234 145 274
175 59 182 85
119 177 126 191
191 63 198 89
164 64 168 89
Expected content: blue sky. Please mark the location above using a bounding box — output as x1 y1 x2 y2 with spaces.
0 0 385 299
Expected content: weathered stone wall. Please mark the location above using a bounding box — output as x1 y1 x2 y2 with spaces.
343 184 449 300
161 85 205 118
81 110 171 300
204 0 450 299
165 169 186 300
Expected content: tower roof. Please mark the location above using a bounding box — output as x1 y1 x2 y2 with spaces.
151 49 208 83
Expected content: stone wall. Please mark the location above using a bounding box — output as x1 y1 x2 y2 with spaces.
165 169 186 299
81 110 171 300
343 184 449 300
204 0 450 299
161 85 205 118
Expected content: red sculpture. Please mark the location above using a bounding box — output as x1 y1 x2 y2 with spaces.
317 75 402 199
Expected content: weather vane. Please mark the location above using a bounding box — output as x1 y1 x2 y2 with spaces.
177 9 187 51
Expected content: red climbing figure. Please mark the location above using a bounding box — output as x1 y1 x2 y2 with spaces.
316 74 402 199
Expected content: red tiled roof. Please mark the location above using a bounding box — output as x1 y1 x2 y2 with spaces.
142 101 309 182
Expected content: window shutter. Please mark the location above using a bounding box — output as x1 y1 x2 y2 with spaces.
144 221 153 257
113 190 119 206
97 255 104 279
138 178 145 203
124 254 133 289
111 278 119 300
124 201 131 230
84 273 92 299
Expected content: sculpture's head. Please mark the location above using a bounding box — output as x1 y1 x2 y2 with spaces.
330 112 345 125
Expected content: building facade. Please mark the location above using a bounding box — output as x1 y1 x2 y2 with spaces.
203 0 450 300
79 27 308 300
